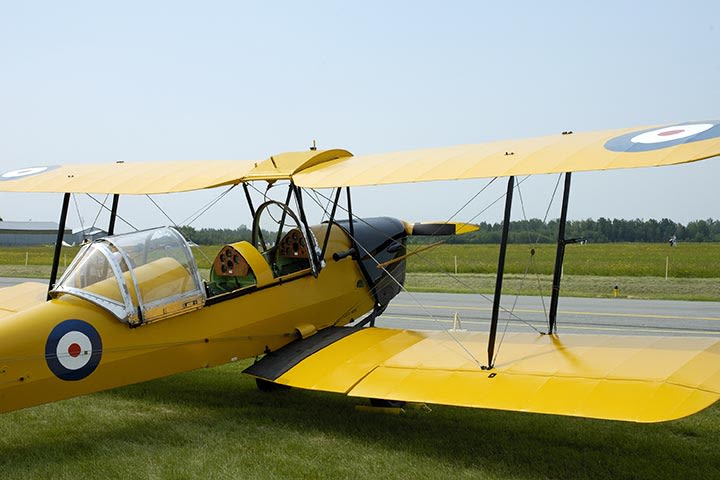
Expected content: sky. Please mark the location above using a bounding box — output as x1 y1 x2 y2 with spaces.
0 1 718 233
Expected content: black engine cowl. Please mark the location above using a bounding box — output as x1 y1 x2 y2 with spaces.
334 217 407 308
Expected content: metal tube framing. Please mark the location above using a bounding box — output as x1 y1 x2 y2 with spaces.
48 193 71 299
548 172 572 334
345 187 354 237
487 176 515 369
293 184 322 274
321 188 342 259
108 194 120 235
242 183 256 217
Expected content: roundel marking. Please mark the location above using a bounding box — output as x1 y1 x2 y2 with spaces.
604 122 720 152
0 165 60 181
45 320 102 381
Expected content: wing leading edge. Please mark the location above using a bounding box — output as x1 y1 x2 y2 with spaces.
246 327 720 423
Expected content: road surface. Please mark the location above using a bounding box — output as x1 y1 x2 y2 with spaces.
378 292 720 337
4 277 719 337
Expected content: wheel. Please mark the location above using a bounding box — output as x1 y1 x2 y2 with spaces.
255 378 290 392
369 398 406 408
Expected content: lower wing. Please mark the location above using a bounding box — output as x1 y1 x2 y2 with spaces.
0 282 47 320
245 327 720 423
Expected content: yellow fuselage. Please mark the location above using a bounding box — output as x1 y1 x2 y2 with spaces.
0 225 375 413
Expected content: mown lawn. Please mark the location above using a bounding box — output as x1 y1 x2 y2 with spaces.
1 243 718 300
406 242 720 278
1 362 718 480
3 243 718 278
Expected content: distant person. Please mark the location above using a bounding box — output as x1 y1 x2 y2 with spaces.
668 235 677 247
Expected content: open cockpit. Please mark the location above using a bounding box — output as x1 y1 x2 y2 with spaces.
50 198 322 324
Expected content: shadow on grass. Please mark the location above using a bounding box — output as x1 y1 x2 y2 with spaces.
3 364 717 480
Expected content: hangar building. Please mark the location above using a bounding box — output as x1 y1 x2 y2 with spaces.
0 221 73 246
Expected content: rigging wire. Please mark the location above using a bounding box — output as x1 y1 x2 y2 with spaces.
179 184 237 226
307 185 540 330
247 182 399 330
71 193 85 238
146 195 178 228
90 194 109 230
301 187 485 368
85 194 138 231
514 176 549 324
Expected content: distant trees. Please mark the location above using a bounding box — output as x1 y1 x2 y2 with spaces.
176 225 253 245
412 218 720 244
178 218 720 245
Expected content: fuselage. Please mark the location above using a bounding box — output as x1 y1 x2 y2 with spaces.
0 220 407 414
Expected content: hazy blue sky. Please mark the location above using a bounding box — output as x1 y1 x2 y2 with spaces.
0 1 718 232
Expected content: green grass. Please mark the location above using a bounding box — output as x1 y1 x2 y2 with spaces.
2 243 719 300
1 361 719 480
406 273 720 301
407 242 720 278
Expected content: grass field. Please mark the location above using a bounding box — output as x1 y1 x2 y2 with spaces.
0 245 718 477
2 243 717 301
1 361 719 480
406 272 720 301
406 242 720 278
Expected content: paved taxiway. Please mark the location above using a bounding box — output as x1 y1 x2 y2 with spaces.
5 277 719 337
378 292 720 337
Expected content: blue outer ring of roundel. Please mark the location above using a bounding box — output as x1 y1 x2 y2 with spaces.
45 319 103 381
0 165 60 181
604 121 720 152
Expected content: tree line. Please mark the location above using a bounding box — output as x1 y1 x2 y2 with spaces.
432 217 720 244
178 218 720 245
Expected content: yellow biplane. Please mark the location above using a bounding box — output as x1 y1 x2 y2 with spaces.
1 121 719 423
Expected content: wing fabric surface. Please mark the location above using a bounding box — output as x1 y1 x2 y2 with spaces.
293 123 720 187
251 327 720 423
1 122 718 193
0 282 47 321
0 161 258 194
0 150 351 194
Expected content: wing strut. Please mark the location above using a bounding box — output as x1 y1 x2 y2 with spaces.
548 172 572 334
320 187 342 259
108 194 120 235
48 192 71 299
486 176 515 369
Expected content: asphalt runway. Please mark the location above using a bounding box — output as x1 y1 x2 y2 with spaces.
4 277 719 337
378 292 720 337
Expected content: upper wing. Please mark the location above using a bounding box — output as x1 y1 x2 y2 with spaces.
0 161 259 194
2 122 718 193
0 149 351 194
293 121 720 187
245 327 720 423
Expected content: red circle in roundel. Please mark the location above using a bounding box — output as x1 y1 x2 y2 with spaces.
658 129 685 137
68 343 82 358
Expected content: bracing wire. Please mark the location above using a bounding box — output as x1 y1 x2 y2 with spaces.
179 184 237 226
85 194 138 231
146 195 178 228
306 185 542 332
90 194 109 230
300 187 487 368
72 193 85 237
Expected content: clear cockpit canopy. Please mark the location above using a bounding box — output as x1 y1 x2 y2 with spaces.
51 227 205 325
